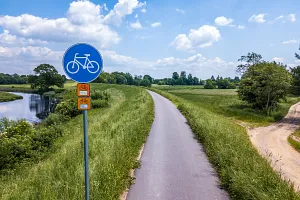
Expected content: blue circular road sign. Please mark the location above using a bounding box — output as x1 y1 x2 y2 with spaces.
62 43 103 83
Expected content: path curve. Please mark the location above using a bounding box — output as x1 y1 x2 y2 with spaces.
248 102 300 191
126 91 229 200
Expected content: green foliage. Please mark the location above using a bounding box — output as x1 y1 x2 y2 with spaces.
204 79 216 89
237 52 263 74
0 73 27 84
0 84 154 199
290 66 300 95
238 62 292 114
140 79 151 87
288 129 300 152
28 64 66 92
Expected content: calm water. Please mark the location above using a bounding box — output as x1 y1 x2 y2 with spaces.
0 92 56 123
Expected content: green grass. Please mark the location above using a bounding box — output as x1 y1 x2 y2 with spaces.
0 83 154 200
149 88 300 199
0 91 23 102
288 129 300 152
159 87 300 126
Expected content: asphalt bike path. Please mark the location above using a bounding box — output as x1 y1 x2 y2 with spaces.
127 91 229 200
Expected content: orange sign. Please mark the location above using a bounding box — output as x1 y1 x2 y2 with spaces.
77 83 90 97
78 97 91 110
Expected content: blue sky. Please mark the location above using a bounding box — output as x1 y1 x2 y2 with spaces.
0 0 299 79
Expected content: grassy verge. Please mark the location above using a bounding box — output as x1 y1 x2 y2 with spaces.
159 87 300 127
0 91 23 102
0 84 154 200
288 129 300 152
148 88 300 200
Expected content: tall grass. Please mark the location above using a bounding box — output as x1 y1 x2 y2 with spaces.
0 84 154 200
161 87 300 126
149 88 300 200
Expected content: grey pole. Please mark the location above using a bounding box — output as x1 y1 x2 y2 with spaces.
83 110 89 200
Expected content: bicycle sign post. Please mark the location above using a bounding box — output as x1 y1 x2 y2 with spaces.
62 43 103 200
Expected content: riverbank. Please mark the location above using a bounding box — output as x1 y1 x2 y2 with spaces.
0 92 23 102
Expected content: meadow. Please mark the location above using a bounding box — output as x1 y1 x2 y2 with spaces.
155 86 300 127
0 83 154 200
0 92 23 102
150 86 300 199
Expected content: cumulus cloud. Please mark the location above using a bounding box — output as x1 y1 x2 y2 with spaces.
171 25 221 51
215 16 233 26
135 14 139 19
0 30 48 46
151 22 161 27
282 39 298 44
140 8 147 13
249 13 266 23
104 0 146 26
0 1 122 48
176 9 185 14
130 20 143 29
275 15 284 20
272 57 284 63
288 14 296 22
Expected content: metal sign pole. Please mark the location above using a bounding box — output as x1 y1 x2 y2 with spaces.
83 110 89 200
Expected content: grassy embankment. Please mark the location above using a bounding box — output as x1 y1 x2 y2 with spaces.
0 83 154 200
0 91 23 102
288 129 300 152
149 86 300 199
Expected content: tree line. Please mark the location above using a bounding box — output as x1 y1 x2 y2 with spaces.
0 73 28 84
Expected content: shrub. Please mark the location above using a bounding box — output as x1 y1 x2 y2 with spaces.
42 113 70 126
92 99 109 108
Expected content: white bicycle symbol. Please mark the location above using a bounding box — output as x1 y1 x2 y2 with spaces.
66 53 100 74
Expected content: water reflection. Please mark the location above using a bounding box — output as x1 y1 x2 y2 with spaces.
0 92 56 123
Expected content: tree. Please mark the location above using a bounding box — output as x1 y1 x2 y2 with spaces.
172 72 179 80
187 73 193 85
217 79 230 89
28 64 65 91
290 66 300 95
143 75 154 83
237 52 263 74
211 75 215 81
193 77 199 85
238 62 291 115
140 79 151 87
204 79 216 89
296 45 300 60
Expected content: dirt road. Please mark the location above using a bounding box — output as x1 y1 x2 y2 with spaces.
248 102 300 191
126 91 229 200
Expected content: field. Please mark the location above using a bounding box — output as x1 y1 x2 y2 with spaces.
0 91 23 102
155 86 300 127
150 86 300 199
0 83 154 200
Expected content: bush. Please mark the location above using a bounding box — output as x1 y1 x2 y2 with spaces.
204 79 216 89
92 99 109 108
42 113 70 126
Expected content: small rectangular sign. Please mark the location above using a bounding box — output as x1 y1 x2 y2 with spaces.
78 97 91 110
77 83 90 97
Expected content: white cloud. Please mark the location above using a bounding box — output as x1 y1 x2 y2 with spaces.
102 3 109 11
237 25 245 29
171 25 221 51
272 57 284 63
282 39 298 44
135 14 139 19
141 8 147 13
130 20 143 29
0 1 121 48
215 16 233 26
0 30 48 46
275 15 284 20
288 14 296 22
249 13 266 23
104 0 146 26
176 9 185 14
151 22 161 27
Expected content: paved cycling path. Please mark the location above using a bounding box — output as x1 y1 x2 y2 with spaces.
126 91 229 200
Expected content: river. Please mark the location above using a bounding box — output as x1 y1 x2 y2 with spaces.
0 92 56 123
